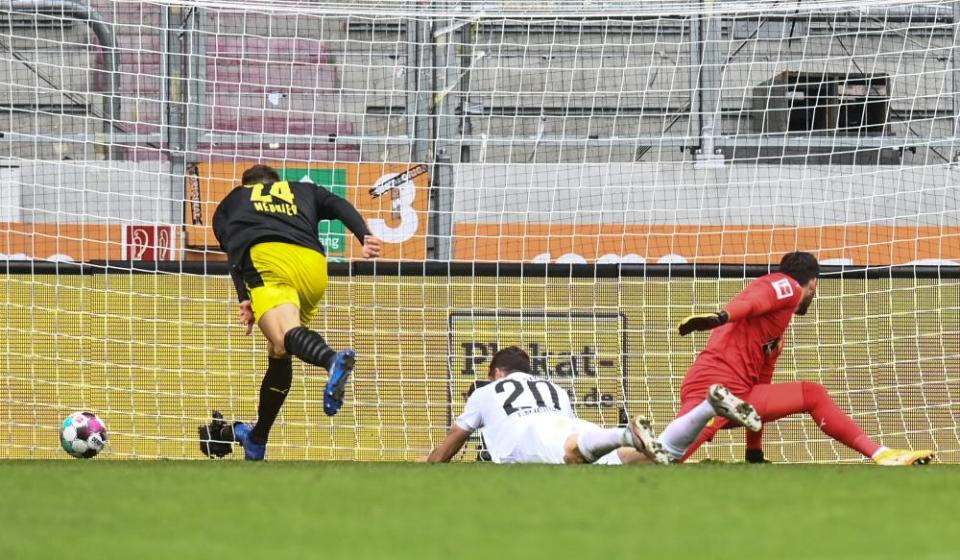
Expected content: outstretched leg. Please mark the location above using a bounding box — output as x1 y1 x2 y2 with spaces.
258 303 354 416
562 417 670 465
748 382 880 457
657 399 717 460
259 303 336 369
679 382 878 461
284 326 337 369
563 425 634 464
682 382 932 465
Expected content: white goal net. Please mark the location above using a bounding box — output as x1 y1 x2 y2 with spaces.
0 0 957 462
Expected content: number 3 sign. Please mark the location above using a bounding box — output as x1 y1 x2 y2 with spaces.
368 164 428 244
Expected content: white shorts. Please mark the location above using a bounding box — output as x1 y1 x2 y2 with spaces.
500 415 622 465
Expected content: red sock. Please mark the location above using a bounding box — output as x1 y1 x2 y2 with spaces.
801 382 880 457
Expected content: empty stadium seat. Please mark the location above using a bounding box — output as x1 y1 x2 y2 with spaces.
110 31 346 161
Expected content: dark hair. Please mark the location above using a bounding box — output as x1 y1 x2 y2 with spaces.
779 251 820 286
488 346 531 378
241 164 280 186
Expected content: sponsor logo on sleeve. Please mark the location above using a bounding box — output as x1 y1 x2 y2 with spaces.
772 278 794 300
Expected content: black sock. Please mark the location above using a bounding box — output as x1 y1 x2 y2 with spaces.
250 357 293 444
284 326 336 370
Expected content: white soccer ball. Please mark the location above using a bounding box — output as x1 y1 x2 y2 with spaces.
59 412 108 459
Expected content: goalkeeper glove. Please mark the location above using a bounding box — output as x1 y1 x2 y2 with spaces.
678 310 729 336
745 448 771 464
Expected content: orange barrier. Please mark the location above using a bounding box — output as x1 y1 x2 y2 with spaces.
452 224 960 265
185 161 430 261
0 223 123 261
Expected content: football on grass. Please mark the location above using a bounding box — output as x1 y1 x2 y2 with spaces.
60 412 108 459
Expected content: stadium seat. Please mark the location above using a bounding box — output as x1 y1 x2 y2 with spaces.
109 31 348 161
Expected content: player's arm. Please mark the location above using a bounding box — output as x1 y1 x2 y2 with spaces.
425 425 472 463
426 388 484 462
212 199 252 304
678 280 796 336
316 190 382 258
228 273 254 335
228 269 250 302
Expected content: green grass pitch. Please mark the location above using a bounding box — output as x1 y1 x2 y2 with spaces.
1 461 955 560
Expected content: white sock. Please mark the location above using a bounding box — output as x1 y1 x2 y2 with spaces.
871 446 890 459
577 427 632 462
658 399 717 459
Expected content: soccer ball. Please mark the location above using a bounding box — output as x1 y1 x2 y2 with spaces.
60 412 108 459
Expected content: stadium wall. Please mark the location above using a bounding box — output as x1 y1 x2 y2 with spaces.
451 163 960 264
2 161 958 264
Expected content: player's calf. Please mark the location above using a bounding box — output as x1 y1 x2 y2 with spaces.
566 419 670 465
708 384 762 432
249 356 293 443
569 425 636 464
283 327 356 417
284 326 337 370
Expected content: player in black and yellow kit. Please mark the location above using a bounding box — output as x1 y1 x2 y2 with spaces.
213 164 382 460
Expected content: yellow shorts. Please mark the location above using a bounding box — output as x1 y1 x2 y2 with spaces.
247 242 328 326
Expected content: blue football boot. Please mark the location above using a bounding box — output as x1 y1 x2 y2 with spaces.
324 349 356 416
232 422 266 461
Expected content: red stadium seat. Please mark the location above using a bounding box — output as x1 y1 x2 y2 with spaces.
110 31 348 161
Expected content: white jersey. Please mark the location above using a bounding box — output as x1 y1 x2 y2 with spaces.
456 371 586 463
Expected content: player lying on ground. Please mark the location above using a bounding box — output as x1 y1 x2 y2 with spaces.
212 164 382 460
426 346 672 465
656 251 933 466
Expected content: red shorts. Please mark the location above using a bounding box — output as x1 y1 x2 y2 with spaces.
679 381 813 434
677 366 755 417
676 381 831 462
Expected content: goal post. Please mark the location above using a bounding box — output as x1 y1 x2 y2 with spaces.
0 0 957 462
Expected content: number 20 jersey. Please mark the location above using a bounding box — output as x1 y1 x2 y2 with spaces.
455 371 577 462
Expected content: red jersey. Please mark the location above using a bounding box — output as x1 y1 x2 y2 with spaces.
683 272 804 395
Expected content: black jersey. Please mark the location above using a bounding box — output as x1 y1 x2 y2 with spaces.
212 180 371 300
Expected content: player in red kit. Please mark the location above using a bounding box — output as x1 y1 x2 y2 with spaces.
657 252 933 466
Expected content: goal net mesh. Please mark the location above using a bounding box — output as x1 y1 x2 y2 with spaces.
0 0 957 462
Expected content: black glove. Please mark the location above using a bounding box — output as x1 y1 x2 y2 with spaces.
745 448 771 464
198 411 234 458
678 310 729 336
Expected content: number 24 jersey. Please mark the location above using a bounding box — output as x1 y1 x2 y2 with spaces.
212 180 371 272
